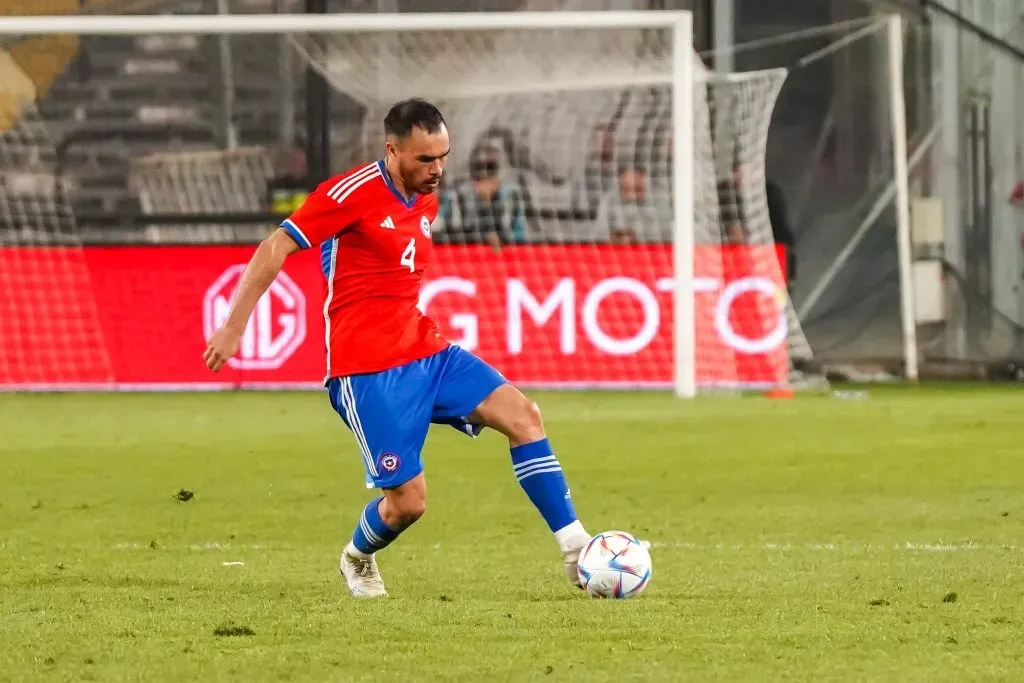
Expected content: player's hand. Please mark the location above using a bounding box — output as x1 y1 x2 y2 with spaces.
203 326 242 373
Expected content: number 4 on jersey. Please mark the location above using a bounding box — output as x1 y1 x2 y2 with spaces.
400 237 416 272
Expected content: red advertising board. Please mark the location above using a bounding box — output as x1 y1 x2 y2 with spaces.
0 244 788 390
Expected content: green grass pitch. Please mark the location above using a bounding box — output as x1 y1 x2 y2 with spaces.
2 386 1024 682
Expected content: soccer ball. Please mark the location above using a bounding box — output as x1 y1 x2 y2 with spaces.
577 530 652 599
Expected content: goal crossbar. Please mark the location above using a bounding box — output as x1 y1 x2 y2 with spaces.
0 7 774 397
0 10 917 392
0 11 691 36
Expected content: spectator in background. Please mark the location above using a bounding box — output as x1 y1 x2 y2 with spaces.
437 144 527 250
572 122 618 219
717 165 749 244
266 144 313 216
593 164 672 244
716 164 797 281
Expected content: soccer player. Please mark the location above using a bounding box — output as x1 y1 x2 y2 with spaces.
203 99 591 598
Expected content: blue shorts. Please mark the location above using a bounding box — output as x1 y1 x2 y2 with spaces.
326 345 507 489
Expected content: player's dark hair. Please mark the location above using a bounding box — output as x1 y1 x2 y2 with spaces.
383 99 446 139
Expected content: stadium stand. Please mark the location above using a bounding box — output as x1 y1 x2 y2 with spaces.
4 0 693 249
0 0 291 239
6 0 521 241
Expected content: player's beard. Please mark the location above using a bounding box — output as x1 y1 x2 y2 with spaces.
397 162 439 195
416 171 442 194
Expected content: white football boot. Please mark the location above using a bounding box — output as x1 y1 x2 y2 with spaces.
562 535 592 589
339 548 388 598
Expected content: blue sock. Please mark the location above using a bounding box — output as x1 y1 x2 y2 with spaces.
350 497 400 555
511 439 578 533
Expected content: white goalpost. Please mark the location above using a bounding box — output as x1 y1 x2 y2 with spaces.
0 10 913 394
783 13 917 382
886 15 919 383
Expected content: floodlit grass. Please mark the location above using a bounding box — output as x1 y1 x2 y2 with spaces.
2 386 1023 681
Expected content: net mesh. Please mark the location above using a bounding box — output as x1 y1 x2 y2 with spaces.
128 147 274 243
698 68 823 389
292 25 823 390
0 97 113 387
0 14 828 391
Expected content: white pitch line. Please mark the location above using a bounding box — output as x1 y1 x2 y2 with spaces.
112 542 268 551
646 541 1018 552
109 540 1019 554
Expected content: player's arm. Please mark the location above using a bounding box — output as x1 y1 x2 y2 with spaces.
203 228 299 372
204 181 360 372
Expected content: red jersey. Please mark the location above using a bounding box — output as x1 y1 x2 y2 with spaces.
281 160 448 380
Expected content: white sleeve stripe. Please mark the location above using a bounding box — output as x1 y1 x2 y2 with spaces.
326 162 377 197
331 170 380 205
326 163 380 201
281 219 311 248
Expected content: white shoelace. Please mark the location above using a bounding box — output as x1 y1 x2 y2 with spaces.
350 557 385 590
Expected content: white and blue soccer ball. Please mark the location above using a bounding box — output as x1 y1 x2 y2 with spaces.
577 530 652 599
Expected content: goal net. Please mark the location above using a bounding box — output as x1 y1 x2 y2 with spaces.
0 86 114 388
128 147 274 243
291 17 824 393
0 10 829 393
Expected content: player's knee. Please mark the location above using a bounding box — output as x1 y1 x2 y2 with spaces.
383 491 426 530
392 498 426 528
509 400 545 444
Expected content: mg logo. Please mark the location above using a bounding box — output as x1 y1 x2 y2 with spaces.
203 265 307 370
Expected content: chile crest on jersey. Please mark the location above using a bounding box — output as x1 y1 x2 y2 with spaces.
282 159 446 379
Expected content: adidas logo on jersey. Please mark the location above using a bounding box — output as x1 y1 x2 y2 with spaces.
380 216 396 230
